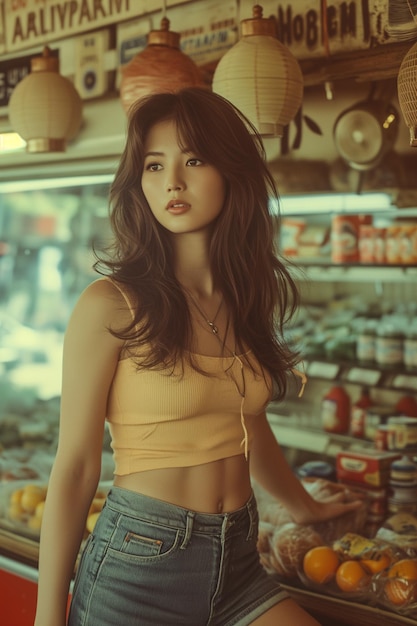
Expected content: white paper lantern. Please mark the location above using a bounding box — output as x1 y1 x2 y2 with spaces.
212 4 303 137
397 39 417 147
8 47 83 153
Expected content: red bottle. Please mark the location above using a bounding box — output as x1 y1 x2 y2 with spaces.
351 387 373 438
321 386 351 434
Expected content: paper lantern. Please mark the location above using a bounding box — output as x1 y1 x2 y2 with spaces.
212 4 303 137
8 46 83 153
120 17 205 114
397 40 417 147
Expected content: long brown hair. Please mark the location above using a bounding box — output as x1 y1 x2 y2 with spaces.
96 88 299 399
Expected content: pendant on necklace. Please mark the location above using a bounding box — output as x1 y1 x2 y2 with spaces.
208 321 219 334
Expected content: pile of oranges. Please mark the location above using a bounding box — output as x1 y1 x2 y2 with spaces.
302 542 417 609
303 545 374 593
8 482 106 537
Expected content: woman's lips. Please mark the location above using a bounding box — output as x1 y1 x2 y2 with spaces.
166 201 190 214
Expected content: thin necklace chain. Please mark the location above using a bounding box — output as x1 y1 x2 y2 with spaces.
187 290 245 399
187 291 223 335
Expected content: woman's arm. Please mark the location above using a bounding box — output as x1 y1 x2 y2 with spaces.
250 412 362 525
34 279 126 626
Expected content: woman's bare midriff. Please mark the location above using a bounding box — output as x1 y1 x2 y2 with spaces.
113 453 252 513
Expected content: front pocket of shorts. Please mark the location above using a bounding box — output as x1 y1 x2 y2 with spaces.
108 520 181 562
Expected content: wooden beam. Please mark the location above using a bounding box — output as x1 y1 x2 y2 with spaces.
201 41 416 87
299 41 414 85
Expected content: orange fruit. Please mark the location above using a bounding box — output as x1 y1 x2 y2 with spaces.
20 485 47 514
335 560 370 592
384 558 417 606
361 552 391 575
388 559 417 581
385 578 415 606
303 546 340 584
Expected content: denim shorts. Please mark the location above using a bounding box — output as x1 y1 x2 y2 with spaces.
67 487 288 625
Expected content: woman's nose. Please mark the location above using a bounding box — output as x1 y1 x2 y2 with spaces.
167 182 183 192
166 166 185 192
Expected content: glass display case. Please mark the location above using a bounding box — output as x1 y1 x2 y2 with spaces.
0 175 115 556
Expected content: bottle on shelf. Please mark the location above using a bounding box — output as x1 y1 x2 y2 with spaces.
350 387 373 438
321 385 351 434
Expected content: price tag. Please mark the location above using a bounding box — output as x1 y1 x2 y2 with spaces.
392 375 417 391
307 361 340 379
346 367 381 386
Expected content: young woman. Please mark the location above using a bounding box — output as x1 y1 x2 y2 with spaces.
34 88 361 626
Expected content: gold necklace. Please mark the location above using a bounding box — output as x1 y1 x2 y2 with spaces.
188 290 248 457
187 292 223 335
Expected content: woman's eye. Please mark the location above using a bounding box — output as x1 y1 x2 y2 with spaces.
145 162 162 172
186 158 203 166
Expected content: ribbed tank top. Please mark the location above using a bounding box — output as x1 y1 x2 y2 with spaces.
103 278 272 475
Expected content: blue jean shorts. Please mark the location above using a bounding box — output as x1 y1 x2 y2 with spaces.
67 487 288 625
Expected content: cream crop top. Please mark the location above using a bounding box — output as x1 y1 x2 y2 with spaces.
104 278 272 475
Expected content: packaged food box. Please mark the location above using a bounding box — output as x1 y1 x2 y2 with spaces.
336 450 401 487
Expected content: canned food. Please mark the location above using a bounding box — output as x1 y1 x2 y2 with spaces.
387 417 417 451
399 223 417 265
373 227 387 264
375 425 390 451
331 215 360 263
386 225 402 264
365 406 397 441
358 225 375 263
388 499 417 516
390 456 417 482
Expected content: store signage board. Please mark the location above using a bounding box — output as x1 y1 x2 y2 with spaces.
169 0 238 65
3 0 189 53
241 0 394 59
3 0 402 57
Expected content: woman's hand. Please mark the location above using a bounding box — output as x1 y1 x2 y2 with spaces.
290 485 365 526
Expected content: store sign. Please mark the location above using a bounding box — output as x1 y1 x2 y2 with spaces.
171 0 238 65
3 0 188 53
116 0 237 76
240 0 391 58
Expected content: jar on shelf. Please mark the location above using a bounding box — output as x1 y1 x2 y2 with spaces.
404 326 417 371
356 320 377 364
375 324 403 368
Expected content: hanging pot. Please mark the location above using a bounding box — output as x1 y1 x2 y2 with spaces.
333 100 399 170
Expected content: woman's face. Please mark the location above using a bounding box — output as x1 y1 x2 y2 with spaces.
141 119 226 236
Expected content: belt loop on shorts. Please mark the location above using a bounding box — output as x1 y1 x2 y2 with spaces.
180 511 195 550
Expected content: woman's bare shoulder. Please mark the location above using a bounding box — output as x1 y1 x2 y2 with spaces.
70 277 133 331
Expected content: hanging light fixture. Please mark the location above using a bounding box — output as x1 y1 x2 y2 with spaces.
8 46 83 153
212 4 303 137
120 16 205 114
397 40 417 147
